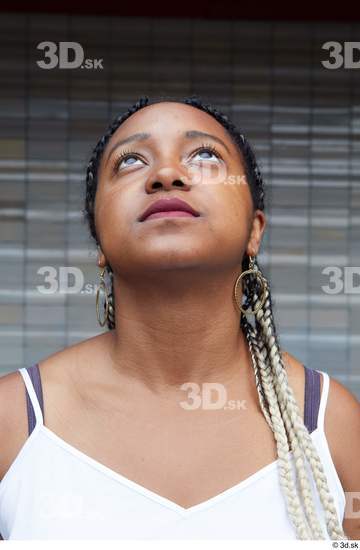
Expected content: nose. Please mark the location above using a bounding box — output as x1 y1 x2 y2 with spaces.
144 165 192 193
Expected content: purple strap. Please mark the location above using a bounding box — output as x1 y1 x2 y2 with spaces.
303 365 321 433
25 363 44 436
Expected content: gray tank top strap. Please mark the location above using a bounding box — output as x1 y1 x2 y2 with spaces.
25 363 44 436
303 365 321 433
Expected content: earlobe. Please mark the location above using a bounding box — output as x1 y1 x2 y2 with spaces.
97 247 107 268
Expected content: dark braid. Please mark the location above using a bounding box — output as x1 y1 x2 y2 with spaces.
82 95 347 539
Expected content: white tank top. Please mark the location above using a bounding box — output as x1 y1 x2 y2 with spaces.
0 367 345 540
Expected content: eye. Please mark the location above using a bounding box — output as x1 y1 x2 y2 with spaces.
113 149 144 172
191 143 222 162
112 142 222 174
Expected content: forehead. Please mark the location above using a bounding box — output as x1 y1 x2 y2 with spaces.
104 101 238 154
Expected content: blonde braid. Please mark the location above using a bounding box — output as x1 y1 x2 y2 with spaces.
240 257 347 540
241 313 312 538
244 284 325 538
244 315 325 538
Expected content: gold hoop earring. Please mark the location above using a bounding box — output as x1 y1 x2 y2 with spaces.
96 266 110 327
233 255 267 315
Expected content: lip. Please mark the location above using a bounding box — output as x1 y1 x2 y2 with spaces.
138 197 201 222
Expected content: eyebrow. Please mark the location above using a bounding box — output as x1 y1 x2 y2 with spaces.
105 130 231 166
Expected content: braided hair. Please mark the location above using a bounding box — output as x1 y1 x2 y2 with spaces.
83 95 347 540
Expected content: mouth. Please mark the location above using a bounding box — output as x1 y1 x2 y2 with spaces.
138 197 201 222
143 210 198 221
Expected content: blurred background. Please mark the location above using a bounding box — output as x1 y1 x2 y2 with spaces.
0 4 359 398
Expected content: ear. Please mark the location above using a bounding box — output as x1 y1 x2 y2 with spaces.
246 210 267 257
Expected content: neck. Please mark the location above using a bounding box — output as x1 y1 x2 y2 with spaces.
105 268 252 392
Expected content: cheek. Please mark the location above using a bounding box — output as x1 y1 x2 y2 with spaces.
211 186 253 262
209 183 252 237
94 185 132 246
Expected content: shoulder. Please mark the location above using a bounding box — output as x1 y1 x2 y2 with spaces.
36 332 113 398
37 331 112 375
281 349 325 395
281 349 359 445
0 369 26 419
30 332 114 426
281 349 307 381
318 371 360 472
324 373 360 539
0 332 111 481
283 353 360 539
0 369 28 430
0 370 29 480
282 351 360 538
325 373 360 437
324 372 360 479
279 350 313 411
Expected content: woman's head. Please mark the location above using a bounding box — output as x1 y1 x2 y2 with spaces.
84 96 266 283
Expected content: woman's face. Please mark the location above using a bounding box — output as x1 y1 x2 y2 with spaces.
94 101 266 277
